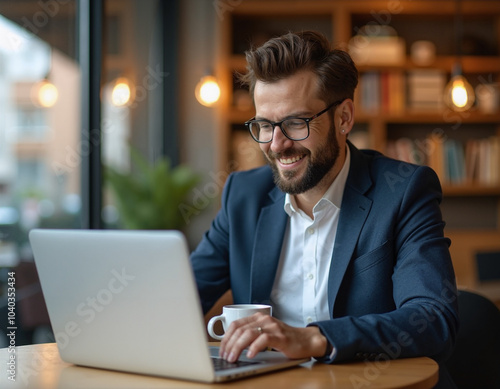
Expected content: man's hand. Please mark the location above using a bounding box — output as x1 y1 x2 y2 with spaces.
219 312 328 362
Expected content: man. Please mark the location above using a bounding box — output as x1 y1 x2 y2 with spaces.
190 31 458 387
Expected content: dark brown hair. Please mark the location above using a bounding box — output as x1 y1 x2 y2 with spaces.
238 31 358 105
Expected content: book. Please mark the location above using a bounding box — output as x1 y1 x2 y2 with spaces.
444 139 465 185
358 71 405 114
407 69 446 111
464 139 480 183
426 133 446 182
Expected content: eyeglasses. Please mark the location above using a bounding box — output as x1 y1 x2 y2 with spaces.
245 99 344 143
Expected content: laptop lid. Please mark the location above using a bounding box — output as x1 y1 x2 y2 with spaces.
29 229 308 383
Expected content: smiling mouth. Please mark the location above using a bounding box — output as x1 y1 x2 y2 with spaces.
279 155 305 165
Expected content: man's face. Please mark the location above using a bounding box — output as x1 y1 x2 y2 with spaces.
254 70 341 195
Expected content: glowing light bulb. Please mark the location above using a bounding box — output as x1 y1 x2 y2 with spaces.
451 80 468 108
195 75 221 107
444 74 475 112
111 78 132 107
37 80 58 108
200 80 220 104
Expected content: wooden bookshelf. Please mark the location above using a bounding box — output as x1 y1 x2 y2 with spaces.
357 56 500 73
216 0 500 294
443 185 500 197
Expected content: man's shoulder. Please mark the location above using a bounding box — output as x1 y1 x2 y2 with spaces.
223 165 281 208
229 165 274 186
355 146 430 176
352 146 441 196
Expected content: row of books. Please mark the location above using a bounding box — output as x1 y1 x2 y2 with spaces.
230 127 500 186
386 135 500 186
356 70 447 114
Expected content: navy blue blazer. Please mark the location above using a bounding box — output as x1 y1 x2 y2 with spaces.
191 142 458 384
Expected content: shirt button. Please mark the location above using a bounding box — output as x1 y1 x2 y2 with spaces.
308 228 315 235
306 317 313 324
307 273 314 280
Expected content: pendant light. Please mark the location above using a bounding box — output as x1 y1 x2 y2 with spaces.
195 73 221 107
35 78 59 108
110 77 133 107
194 3 220 107
444 0 475 112
33 23 58 108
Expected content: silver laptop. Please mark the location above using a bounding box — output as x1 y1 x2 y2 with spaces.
29 229 309 383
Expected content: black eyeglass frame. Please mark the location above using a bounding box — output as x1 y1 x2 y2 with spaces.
245 99 345 143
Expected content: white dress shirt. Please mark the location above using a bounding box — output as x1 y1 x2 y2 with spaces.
270 146 351 327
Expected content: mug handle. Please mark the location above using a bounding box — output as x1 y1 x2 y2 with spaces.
207 314 225 340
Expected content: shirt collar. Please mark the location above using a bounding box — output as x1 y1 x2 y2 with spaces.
284 145 351 216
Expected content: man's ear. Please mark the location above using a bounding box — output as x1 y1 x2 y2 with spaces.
337 99 355 136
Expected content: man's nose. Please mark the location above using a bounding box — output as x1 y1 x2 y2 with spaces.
270 125 294 153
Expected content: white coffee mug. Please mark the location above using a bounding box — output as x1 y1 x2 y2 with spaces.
207 304 272 340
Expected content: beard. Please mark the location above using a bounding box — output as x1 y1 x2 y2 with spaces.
266 123 340 195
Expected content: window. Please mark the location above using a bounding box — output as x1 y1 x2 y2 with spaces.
0 0 177 347
0 4 81 266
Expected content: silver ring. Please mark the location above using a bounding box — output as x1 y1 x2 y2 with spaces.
256 326 263 334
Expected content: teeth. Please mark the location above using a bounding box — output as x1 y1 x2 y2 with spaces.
279 155 303 165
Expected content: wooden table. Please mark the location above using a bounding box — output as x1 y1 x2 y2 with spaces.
0 343 438 388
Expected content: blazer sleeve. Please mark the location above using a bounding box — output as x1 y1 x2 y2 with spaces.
190 173 234 315
310 165 459 365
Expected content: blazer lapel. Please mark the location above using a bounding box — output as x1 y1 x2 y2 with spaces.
327 143 373 316
249 187 287 304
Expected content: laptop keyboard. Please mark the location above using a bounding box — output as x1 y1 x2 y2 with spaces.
211 357 262 371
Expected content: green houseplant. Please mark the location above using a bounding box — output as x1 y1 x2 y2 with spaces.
105 148 201 230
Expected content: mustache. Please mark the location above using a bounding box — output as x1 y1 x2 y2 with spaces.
267 148 309 160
